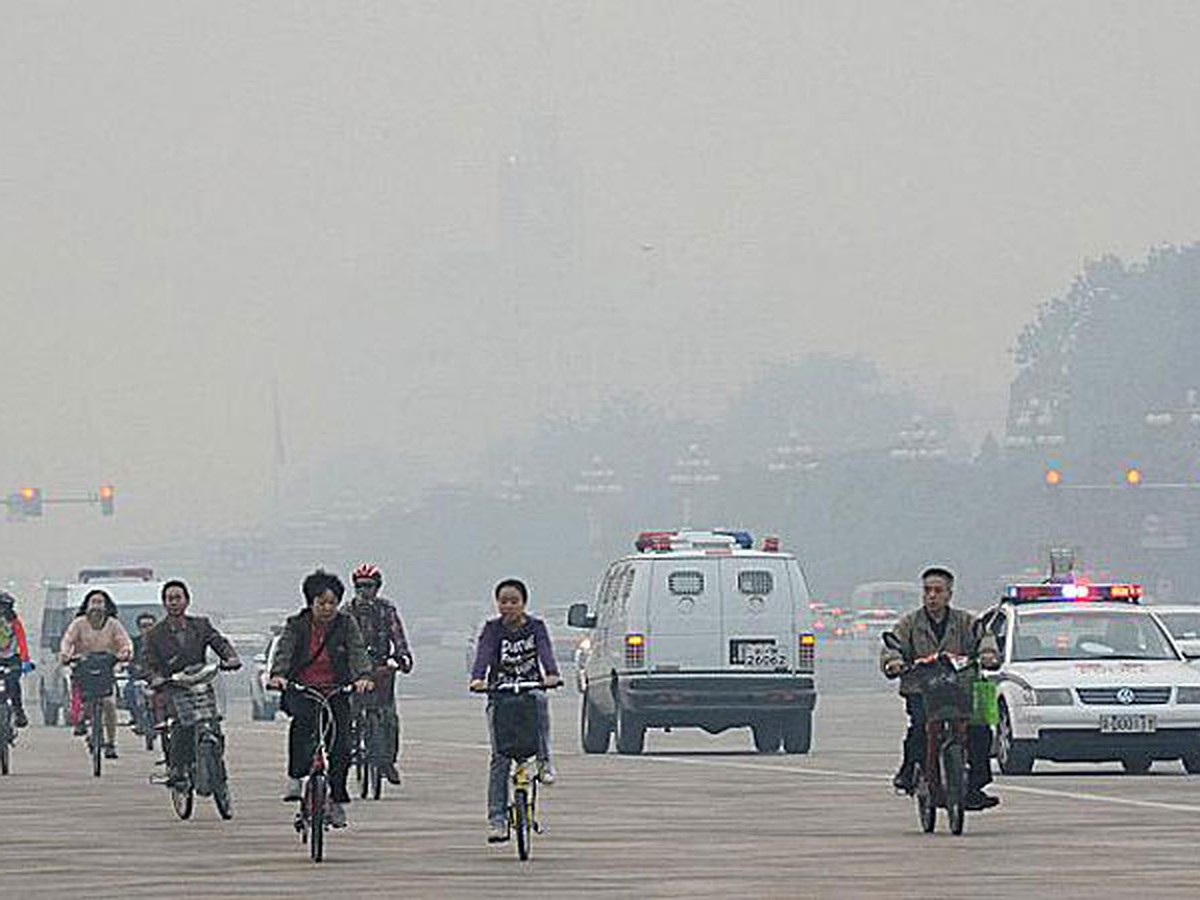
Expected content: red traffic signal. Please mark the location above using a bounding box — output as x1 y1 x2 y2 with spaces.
19 487 43 516
99 485 115 516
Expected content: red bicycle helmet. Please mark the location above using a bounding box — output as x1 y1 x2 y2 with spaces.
352 563 382 585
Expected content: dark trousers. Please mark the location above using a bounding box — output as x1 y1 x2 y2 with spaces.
901 694 993 791
1 657 24 713
287 691 352 803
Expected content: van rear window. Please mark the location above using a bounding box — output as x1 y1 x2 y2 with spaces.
738 570 774 595
668 571 704 595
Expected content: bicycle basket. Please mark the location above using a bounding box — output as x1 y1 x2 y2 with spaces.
492 691 540 761
76 657 116 701
919 663 975 721
170 683 219 726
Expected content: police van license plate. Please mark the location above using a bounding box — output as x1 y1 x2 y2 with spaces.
730 639 785 667
1099 714 1156 734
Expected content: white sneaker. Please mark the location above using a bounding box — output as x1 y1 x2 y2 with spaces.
538 760 556 785
282 777 303 801
487 822 509 843
327 801 348 828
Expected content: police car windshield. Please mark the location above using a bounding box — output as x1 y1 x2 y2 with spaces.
1013 611 1177 662
1156 611 1200 642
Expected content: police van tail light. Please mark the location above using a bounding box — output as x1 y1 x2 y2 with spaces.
798 633 815 673
625 633 646 668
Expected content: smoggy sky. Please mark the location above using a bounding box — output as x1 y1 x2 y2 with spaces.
2 1 1199 570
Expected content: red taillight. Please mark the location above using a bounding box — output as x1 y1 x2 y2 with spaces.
798 632 815 673
625 633 646 668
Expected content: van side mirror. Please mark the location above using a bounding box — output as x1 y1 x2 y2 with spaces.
881 631 903 652
567 603 596 629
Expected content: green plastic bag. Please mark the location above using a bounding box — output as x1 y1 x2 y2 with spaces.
972 678 999 727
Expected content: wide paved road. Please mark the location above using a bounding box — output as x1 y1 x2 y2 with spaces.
3 688 1200 898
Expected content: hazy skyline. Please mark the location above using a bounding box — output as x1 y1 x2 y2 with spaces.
3 2 1199 575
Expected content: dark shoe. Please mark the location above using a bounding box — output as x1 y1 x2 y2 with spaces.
964 789 1000 811
383 763 401 785
13 708 28 728
892 768 915 793
104 744 119 760
74 721 88 736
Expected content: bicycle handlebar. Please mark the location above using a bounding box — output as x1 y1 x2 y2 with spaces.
471 680 562 695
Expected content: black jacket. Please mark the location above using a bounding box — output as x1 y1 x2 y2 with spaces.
144 615 237 679
269 609 372 687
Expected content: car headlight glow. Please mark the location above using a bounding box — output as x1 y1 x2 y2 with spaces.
1176 686 1200 704
1034 688 1074 706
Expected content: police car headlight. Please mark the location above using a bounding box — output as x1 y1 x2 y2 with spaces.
1176 687 1200 704
1034 688 1073 706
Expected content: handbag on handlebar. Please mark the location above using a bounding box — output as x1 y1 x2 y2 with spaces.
492 690 540 761
971 678 1000 727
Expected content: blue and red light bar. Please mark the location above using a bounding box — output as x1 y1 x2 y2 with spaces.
1002 582 1142 604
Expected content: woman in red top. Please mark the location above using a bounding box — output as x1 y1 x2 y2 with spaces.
268 570 372 828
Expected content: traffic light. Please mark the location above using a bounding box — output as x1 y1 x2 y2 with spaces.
1125 467 1143 486
98 484 115 516
19 487 42 516
1044 466 1063 486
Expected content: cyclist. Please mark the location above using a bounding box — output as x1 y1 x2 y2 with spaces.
0 591 33 728
124 612 158 734
143 580 242 783
267 569 373 829
469 578 561 843
343 563 413 785
58 590 133 758
880 566 1000 810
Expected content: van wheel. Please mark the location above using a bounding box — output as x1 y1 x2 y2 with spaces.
752 721 782 753
1181 751 1200 774
615 704 645 755
1121 754 1152 775
41 696 60 727
782 712 812 754
580 690 613 754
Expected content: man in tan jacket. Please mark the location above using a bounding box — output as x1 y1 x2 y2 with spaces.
880 566 1000 809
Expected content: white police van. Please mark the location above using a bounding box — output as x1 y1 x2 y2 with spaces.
567 530 816 755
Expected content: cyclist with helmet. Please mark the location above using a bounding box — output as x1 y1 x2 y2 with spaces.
0 592 33 728
344 563 412 785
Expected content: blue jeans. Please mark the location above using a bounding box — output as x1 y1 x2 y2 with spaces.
486 692 551 826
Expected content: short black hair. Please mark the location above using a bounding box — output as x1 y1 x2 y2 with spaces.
303 569 345 605
921 566 955 586
161 579 190 602
494 578 528 604
136 612 157 625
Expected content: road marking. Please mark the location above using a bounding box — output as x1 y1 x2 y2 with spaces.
248 733 1200 815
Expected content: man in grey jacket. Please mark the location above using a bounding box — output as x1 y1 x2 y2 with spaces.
880 566 1000 809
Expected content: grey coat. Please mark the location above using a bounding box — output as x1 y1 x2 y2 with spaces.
879 606 998 697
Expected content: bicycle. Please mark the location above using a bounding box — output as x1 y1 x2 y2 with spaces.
127 677 157 752
0 661 27 775
157 662 234 820
70 652 119 778
352 660 398 800
275 681 355 863
882 632 980 835
473 679 559 861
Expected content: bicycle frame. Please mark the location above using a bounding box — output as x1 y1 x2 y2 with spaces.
284 682 353 863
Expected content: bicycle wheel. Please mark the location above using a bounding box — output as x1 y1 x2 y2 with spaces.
368 714 383 800
91 702 103 778
212 773 234 820
914 763 936 833
0 706 10 776
308 774 327 863
172 776 195 820
353 713 368 799
942 740 967 836
514 788 531 861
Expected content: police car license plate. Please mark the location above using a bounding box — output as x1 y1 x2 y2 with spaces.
1099 714 1156 734
730 639 785 667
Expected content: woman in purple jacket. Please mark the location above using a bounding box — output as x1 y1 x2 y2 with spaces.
468 578 561 843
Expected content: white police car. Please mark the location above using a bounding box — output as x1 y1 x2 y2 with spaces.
990 581 1200 774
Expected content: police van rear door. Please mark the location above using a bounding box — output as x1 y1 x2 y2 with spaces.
648 558 723 671
720 556 796 671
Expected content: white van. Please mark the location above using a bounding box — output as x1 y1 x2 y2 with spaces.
567 530 817 755
38 567 165 726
